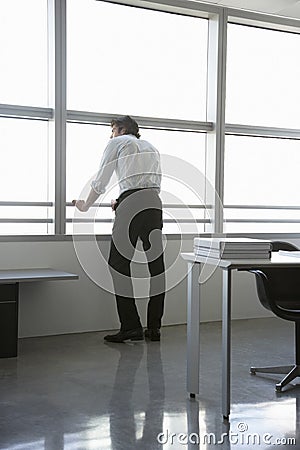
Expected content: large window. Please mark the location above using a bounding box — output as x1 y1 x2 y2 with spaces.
67 0 208 121
0 118 53 235
2 1 300 237
226 24 300 128
67 124 207 234
67 0 209 235
224 135 300 232
0 0 52 235
224 23 300 233
0 0 48 106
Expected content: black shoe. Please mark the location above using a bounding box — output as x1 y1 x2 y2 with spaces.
144 329 161 342
104 328 144 343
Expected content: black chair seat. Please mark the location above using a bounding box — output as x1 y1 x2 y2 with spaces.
247 241 300 392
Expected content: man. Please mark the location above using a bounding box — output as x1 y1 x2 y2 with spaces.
74 116 165 343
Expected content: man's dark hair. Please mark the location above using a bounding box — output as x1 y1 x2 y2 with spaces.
111 115 141 139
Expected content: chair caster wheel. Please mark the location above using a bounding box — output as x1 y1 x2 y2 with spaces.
275 385 282 392
190 393 196 399
250 368 256 375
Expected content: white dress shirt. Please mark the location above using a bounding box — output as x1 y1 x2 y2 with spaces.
91 134 162 196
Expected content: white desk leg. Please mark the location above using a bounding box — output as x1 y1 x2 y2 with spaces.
187 262 201 398
222 269 232 419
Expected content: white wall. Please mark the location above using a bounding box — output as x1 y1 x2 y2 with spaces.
0 236 285 338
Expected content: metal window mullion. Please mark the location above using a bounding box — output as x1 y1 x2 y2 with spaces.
0 201 54 207
226 219 300 224
206 10 228 234
0 219 53 224
49 0 67 235
66 110 213 132
66 202 207 208
215 10 227 233
225 124 300 139
227 8 300 33
225 205 300 210
67 218 210 224
0 104 53 120
98 0 221 18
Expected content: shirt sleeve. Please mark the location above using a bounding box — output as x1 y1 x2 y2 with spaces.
91 139 118 195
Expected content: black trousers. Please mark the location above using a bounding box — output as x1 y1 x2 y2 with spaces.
108 188 165 331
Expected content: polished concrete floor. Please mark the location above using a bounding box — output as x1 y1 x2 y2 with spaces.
0 317 299 450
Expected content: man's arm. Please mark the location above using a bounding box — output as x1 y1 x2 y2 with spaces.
72 139 118 212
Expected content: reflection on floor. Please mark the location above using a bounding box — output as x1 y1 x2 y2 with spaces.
0 317 299 449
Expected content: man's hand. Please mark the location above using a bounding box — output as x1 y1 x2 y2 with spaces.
72 199 89 212
111 199 118 211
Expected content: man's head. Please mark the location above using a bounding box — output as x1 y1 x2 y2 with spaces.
111 115 141 139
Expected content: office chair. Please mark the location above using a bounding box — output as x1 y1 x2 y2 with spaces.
248 241 300 392
271 241 298 252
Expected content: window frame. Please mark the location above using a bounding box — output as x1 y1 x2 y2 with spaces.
223 13 300 234
1 0 300 240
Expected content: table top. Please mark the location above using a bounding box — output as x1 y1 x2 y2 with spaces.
181 252 300 270
0 268 79 283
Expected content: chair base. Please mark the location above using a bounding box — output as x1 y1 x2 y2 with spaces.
250 364 300 391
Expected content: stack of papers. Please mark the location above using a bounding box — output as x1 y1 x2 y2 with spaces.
194 237 272 260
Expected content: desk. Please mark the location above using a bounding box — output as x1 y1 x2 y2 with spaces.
0 268 78 358
181 252 300 419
